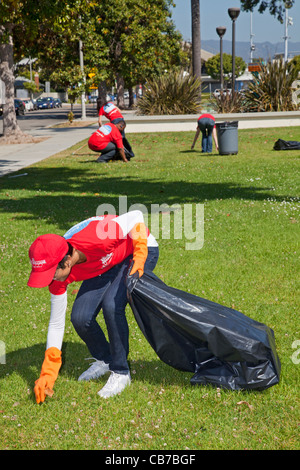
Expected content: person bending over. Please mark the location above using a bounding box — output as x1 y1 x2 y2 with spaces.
27 210 159 403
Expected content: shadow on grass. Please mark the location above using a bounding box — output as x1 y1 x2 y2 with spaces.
0 166 291 233
0 342 190 402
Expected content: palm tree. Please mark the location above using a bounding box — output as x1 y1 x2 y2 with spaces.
191 0 201 99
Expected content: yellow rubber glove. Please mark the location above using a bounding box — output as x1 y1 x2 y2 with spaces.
34 347 62 404
130 223 148 278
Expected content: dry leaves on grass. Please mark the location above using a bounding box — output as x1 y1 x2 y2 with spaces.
237 401 254 411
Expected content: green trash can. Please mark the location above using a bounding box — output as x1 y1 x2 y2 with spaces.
216 121 238 155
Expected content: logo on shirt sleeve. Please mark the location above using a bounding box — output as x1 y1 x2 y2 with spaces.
98 124 112 135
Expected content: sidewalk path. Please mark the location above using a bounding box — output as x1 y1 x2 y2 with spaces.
0 124 98 176
1 110 299 177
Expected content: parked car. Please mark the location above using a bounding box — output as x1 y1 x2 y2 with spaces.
213 88 232 98
53 98 62 108
23 98 35 112
36 98 51 109
43 96 55 108
14 99 26 115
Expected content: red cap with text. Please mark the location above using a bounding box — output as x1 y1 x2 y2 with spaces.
27 234 69 288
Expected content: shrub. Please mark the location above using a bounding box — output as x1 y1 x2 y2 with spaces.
211 89 245 113
243 59 299 112
136 70 201 115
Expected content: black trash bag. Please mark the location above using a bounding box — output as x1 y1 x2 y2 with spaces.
126 271 281 391
123 136 135 160
273 139 300 150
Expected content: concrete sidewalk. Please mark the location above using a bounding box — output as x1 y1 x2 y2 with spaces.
0 124 98 176
1 110 299 177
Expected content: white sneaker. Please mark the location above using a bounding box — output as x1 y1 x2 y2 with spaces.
78 358 110 381
97 372 131 398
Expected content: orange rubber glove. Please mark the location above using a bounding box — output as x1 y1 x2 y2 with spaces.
34 347 62 404
130 223 148 278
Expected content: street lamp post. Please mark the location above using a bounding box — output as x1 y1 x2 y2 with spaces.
284 1 293 62
228 7 240 92
216 27 226 90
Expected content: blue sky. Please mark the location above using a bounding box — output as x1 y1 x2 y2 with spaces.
170 0 300 44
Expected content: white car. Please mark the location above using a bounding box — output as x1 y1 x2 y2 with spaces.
23 98 34 111
213 89 232 98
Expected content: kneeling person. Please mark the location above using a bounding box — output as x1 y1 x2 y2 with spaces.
88 120 128 163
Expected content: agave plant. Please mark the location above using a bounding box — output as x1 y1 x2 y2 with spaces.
136 70 201 115
243 59 299 112
210 89 245 114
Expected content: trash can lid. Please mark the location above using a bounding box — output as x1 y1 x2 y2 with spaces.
216 121 238 128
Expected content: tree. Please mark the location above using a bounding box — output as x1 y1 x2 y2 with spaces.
23 80 40 100
90 0 184 107
206 53 246 82
0 0 90 141
240 0 295 22
191 0 201 98
50 66 94 112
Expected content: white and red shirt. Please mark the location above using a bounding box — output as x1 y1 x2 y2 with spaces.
99 102 123 121
88 123 123 151
46 211 157 350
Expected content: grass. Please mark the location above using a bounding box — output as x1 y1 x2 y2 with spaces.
0 126 299 450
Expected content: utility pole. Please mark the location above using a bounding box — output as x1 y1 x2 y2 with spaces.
79 16 86 120
250 11 255 63
283 2 293 62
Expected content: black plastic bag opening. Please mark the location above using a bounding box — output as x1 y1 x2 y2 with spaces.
127 272 281 391
273 139 300 150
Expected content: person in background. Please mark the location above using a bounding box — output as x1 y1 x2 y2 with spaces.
191 113 219 153
97 98 125 134
88 120 128 163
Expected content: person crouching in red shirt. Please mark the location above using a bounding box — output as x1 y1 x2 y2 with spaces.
88 120 128 163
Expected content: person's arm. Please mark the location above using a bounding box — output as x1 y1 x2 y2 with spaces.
47 292 67 350
118 147 128 163
213 127 219 150
98 106 104 127
34 292 67 403
191 127 200 149
114 128 128 162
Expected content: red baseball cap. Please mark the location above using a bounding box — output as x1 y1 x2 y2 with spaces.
27 234 69 288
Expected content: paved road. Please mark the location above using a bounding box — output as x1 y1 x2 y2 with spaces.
0 103 98 136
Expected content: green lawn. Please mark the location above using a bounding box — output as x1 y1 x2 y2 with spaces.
0 126 299 450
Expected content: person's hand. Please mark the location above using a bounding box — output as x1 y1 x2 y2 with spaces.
34 376 55 404
130 258 145 278
130 223 148 278
34 347 62 404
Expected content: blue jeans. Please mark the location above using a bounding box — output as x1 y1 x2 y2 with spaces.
71 247 159 374
198 117 215 153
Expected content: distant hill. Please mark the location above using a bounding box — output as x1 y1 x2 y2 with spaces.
202 39 300 63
